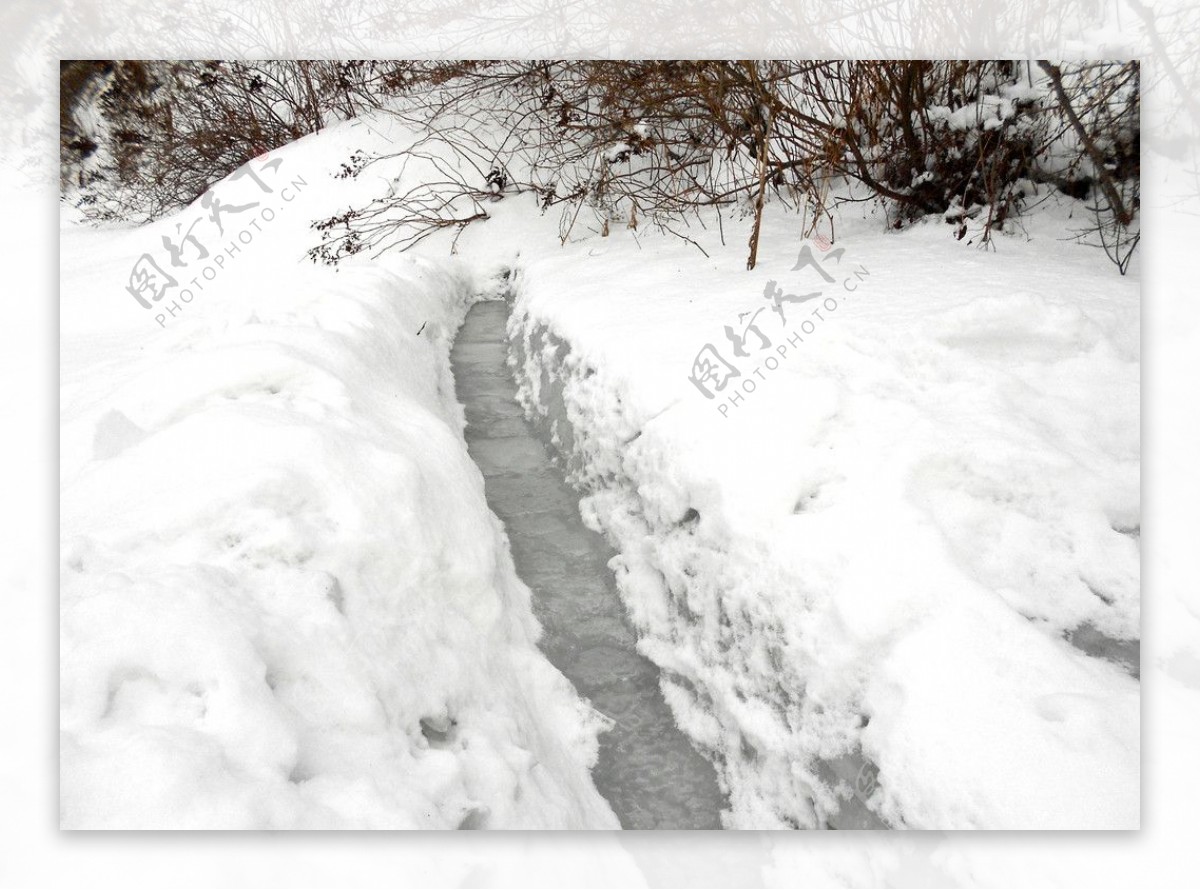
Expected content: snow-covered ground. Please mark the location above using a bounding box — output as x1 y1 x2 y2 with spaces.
499 201 1140 829
61 111 1139 830
501 200 1141 828
59 124 617 829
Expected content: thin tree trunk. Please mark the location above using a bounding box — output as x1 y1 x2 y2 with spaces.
747 113 771 270
1037 60 1133 225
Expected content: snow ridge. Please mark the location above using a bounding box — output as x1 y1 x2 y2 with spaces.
59 130 619 829
506 241 1139 829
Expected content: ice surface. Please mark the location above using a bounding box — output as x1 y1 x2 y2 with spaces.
452 300 727 829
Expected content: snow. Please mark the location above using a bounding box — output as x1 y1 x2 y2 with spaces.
59 120 618 829
61 105 1141 833
500 198 1140 829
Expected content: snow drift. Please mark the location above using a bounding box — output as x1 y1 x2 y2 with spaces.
59 123 618 829
504 205 1140 829
60 107 1140 832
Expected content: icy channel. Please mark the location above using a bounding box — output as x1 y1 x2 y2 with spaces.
451 300 727 829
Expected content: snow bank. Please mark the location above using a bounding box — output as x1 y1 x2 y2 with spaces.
59 103 1140 832
506 203 1140 829
59 119 618 829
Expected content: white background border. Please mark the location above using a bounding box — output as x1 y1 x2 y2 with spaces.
6 2 1197 885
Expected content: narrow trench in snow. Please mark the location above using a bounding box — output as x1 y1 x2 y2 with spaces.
451 299 727 829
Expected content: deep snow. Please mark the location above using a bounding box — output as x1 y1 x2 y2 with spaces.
501 201 1140 829
59 123 618 829
61 110 1139 831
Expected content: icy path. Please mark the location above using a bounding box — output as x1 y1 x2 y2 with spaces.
452 300 726 829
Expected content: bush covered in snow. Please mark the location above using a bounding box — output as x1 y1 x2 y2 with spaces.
61 60 401 222
64 60 1140 271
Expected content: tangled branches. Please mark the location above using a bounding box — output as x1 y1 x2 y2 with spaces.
309 141 495 262
310 60 1139 271
63 60 1141 272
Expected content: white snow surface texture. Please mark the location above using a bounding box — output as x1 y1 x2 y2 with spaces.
504 205 1140 830
61 114 1139 829
60 123 617 830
